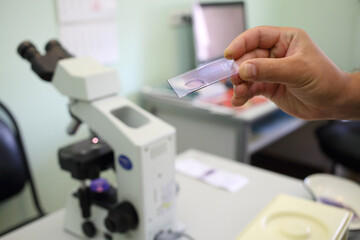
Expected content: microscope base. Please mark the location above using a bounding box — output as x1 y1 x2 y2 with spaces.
63 190 179 240
64 192 112 240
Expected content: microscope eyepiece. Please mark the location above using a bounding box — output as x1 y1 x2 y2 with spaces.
17 41 40 62
45 40 72 60
45 40 61 52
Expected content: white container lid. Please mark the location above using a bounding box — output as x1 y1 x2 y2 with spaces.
304 173 360 230
236 194 353 240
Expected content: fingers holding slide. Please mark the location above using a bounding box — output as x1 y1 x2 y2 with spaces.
231 48 270 85
232 82 266 107
224 26 284 60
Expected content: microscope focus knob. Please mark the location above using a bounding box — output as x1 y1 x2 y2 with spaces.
82 221 97 238
104 201 138 233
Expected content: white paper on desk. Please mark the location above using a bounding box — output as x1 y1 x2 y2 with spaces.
176 158 249 192
175 158 214 178
202 170 249 192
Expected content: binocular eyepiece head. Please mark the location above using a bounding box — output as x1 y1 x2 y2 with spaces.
17 40 72 82
18 40 66 61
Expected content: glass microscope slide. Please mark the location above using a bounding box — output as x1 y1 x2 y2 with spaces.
167 58 239 98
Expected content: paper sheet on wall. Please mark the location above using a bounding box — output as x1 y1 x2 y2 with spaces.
175 158 249 192
56 0 118 64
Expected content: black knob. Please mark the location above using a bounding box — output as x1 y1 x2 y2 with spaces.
104 201 138 233
104 233 113 240
82 221 97 238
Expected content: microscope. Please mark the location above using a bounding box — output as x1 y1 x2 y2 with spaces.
18 40 179 240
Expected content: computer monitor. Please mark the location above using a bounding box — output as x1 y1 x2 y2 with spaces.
192 2 246 66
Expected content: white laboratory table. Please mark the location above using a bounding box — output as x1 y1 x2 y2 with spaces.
0 149 311 240
142 87 306 163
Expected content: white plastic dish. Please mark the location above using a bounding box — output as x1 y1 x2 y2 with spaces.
304 173 360 230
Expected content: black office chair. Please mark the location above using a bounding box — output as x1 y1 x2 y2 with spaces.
316 121 360 175
0 101 45 236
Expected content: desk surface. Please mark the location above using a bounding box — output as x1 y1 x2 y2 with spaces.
1 149 311 240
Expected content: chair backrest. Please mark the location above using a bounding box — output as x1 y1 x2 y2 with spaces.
316 120 360 173
0 101 44 232
0 118 27 201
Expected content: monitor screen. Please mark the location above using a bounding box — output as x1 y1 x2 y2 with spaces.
192 2 246 66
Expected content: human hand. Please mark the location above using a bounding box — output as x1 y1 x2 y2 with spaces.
224 26 354 120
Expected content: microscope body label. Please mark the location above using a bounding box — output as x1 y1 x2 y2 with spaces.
118 155 133 170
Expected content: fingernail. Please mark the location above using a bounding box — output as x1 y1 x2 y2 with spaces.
224 49 232 59
233 85 237 97
242 63 256 79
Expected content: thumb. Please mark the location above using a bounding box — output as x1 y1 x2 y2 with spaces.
239 57 304 85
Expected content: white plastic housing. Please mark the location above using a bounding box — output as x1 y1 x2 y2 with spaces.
53 57 121 101
67 95 177 240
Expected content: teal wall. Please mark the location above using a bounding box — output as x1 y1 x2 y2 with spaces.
0 0 359 232
245 0 360 71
